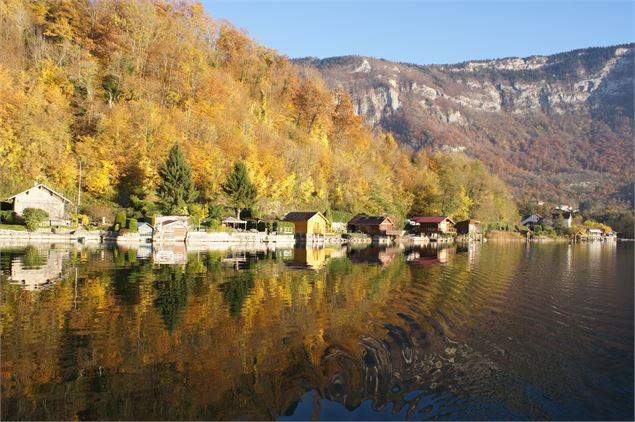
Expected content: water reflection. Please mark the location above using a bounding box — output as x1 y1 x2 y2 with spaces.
405 245 453 266
286 247 346 270
0 242 632 420
153 243 188 265
6 245 70 291
347 246 402 267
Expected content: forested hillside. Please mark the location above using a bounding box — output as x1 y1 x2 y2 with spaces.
0 0 517 226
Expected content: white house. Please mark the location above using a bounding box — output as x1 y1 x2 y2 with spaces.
6 183 71 223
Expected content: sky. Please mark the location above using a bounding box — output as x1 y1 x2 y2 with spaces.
201 0 634 65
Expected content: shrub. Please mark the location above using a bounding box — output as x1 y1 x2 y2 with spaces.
22 208 49 231
115 210 127 230
0 210 13 223
127 218 138 232
73 214 90 227
207 218 221 230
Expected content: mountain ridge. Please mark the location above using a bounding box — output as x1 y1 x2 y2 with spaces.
296 42 634 68
294 43 635 204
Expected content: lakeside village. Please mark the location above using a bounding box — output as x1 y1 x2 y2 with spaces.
0 143 618 246
0 186 618 247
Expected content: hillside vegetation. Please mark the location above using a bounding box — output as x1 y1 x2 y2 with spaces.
0 0 517 226
297 47 634 207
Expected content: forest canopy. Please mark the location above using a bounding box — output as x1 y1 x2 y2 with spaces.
0 0 518 226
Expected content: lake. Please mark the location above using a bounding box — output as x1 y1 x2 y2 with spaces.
1 241 633 420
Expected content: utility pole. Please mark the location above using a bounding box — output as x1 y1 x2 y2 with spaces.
76 160 82 228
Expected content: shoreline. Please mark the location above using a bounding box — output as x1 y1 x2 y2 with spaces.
0 229 627 247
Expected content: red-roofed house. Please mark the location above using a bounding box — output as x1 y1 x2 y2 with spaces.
410 216 455 239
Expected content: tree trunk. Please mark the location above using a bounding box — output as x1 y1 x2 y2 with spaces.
236 208 241 219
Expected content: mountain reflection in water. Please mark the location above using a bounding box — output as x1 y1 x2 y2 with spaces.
1 242 633 420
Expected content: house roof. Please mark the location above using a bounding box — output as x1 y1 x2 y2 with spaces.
159 219 188 227
284 211 327 222
6 183 72 203
348 215 394 226
411 216 454 224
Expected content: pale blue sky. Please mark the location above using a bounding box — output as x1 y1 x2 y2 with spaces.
201 0 634 64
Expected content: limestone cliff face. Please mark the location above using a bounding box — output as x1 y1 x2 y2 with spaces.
296 44 634 202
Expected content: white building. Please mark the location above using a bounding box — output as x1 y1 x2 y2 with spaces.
6 183 72 224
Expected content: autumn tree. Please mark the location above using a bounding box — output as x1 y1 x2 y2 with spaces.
157 143 198 214
222 161 257 219
0 0 522 227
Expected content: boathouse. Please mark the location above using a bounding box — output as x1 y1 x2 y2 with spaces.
586 228 603 241
410 216 455 240
347 215 399 236
153 216 189 242
283 212 329 235
5 183 72 224
455 219 481 236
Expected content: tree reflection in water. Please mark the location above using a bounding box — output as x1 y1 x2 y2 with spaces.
1 242 632 420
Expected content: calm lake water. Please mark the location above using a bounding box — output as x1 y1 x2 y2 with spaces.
1 241 633 421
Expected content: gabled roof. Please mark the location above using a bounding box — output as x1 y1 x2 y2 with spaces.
521 214 543 224
284 211 327 222
411 216 454 224
158 219 188 227
6 183 72 203
348 215 394 226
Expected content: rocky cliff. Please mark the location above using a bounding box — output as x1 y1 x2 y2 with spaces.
296 44 634 203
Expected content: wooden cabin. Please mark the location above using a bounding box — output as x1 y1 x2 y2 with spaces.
5 183 71 224
455 219 480 236
410 216 455 238
153 216 189 242
347 215 399 236
283 212 329 235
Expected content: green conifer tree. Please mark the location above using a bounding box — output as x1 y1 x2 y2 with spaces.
157 143 198 214
222 160 257 218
